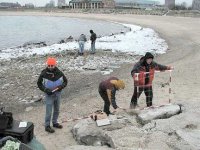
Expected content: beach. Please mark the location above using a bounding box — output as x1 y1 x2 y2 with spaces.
0 11 200 149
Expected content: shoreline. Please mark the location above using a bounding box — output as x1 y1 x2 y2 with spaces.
0 16 131 51
0 13 168 61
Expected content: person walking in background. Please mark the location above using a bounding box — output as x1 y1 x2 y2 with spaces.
37 57 68 133
78 34 87 56
130 52 173 109
90 30 97 54
99 77 125 116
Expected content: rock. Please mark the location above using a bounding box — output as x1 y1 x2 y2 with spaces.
108 126 146 149
72 118 114 147
22 41 47 48
72 115 133 148
83 65 97 70
145 131 171 150
137 104 181 125
65 145 113 150
59 36 74 43
33 97 43 103
175 129 200 149
25 106 33 112
2 83 10 90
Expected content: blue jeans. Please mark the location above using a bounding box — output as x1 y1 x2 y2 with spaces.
91 42 95 53
45 92 61 127
78 41 85 54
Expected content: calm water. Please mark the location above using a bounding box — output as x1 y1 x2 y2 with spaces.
0 16 129 49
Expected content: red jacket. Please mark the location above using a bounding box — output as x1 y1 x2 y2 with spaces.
131 59 170 87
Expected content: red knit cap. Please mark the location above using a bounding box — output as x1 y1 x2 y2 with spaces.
47 57 56 66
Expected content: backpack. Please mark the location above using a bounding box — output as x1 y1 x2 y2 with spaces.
0 107 13 130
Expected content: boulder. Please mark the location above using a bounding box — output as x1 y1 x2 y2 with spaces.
137 104 181 125
72 115 133 148
66 145 113 150
175 129 200 149
72 118 114 147
22 41 47 48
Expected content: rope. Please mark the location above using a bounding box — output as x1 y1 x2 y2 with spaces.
61 116 91 123
169 70 172 103
134 70 173 76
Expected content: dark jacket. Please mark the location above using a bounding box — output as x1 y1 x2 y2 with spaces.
131 56 170 87
37 67 68 92
99 77 118 109
90 32 97 43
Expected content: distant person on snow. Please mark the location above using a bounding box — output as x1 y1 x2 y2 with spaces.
37 57 68 133
78 34 87 56
90 30 97 54
130 52 173 109
99 77 125 116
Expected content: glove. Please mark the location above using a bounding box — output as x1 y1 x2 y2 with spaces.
57 85 64 91
169 66 174 70
44 88 53 95
112 105 119 109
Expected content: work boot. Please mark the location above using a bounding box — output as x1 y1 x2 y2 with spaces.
129 103 135 109
45 126 55 133
109 112 115 115
53 123 63 129
130 103 139 109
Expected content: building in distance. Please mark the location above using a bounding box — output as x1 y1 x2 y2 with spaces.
192 0 200 10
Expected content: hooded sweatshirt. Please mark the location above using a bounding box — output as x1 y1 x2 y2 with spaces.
131 52 170 87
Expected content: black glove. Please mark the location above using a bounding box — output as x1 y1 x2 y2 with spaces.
44 88 53 95
113 105 119 109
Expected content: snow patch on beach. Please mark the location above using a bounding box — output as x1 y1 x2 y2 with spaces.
0 23 168 61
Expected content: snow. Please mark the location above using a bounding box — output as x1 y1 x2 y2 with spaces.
0 23 168 61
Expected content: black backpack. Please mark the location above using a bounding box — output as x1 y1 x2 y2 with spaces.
0 107 13 130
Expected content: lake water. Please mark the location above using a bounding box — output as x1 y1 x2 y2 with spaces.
0 16 129 50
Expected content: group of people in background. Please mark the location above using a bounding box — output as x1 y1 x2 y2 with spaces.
78 30 96 56
37 51 172 133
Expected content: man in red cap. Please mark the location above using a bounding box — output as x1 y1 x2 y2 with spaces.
37 57 68 133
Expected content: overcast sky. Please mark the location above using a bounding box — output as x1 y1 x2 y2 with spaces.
0 0 193 7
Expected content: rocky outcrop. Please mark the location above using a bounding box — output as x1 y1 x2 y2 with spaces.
71 104 200 150
176 129 200 149
66 145 113 150
22 41 47 48
137 104 182 125
59 36 74 44
72 115 133 148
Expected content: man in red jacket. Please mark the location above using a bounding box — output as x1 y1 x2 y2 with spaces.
130 52 173 109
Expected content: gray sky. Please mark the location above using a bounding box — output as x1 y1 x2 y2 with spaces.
0 0 193 7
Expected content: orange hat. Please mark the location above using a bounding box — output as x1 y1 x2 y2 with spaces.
46 57 56 66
